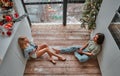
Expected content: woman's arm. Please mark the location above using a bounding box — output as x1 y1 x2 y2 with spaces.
29 42 37 48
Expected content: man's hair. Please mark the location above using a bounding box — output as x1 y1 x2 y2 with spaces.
96 33 105 45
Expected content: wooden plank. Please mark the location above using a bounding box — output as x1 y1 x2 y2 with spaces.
32 30 90 33
26 60 98 68
34 41 88 46
24 74 101 76
24 67 100 75
32 34 89 39
31 25 85 30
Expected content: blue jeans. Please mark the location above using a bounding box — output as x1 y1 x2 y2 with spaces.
60 46 90 62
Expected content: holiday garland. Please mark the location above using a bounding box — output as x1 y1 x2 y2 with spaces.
0 0 27 37
80 0 103 30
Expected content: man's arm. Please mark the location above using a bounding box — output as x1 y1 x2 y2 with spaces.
77 41 89 53
82 52 93 56
80 42 89 50
82 48 100 56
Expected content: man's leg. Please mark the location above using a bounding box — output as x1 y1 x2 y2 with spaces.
74 51 90 62
60 46 80 53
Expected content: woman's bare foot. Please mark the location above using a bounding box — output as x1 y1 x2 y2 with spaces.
52 48 60 54
58 57 66 61
49 58 56 64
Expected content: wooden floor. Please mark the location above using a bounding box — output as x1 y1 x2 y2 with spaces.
24 25 101 76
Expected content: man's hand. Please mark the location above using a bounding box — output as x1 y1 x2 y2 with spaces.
77 48 83 54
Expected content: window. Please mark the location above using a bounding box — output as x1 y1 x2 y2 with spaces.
22 0 85 25
109 6 120 49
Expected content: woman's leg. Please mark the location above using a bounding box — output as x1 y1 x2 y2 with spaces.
36 47 56 64
74 51 90 62
36 47 65 64
52 46 80 54
52 48 61 54
38 44 65 60
37 43 48 50
44 48 66 61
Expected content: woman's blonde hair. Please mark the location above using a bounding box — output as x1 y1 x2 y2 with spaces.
18 36 28 50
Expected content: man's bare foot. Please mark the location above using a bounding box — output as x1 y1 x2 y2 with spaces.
49 58 56 64
52 48 60 54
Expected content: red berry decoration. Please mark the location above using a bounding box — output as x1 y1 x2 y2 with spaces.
0 22 3 26
14 13 19 18
6 31 12 36
2 32 5 35
5 15 12 22
8 2 13 7
3 0 9 2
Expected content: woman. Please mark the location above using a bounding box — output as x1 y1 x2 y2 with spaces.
18 36 66 64
52 33 105 62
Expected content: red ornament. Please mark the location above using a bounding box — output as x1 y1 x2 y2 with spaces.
5 16 12 22
5 22 13 27
7 23 12 27
4 25 11 29
6 31 12 36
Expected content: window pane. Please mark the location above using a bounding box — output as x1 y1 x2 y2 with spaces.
67 3 84 24
26 4 63 23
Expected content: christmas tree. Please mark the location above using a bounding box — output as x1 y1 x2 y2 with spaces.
80 0 102 30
